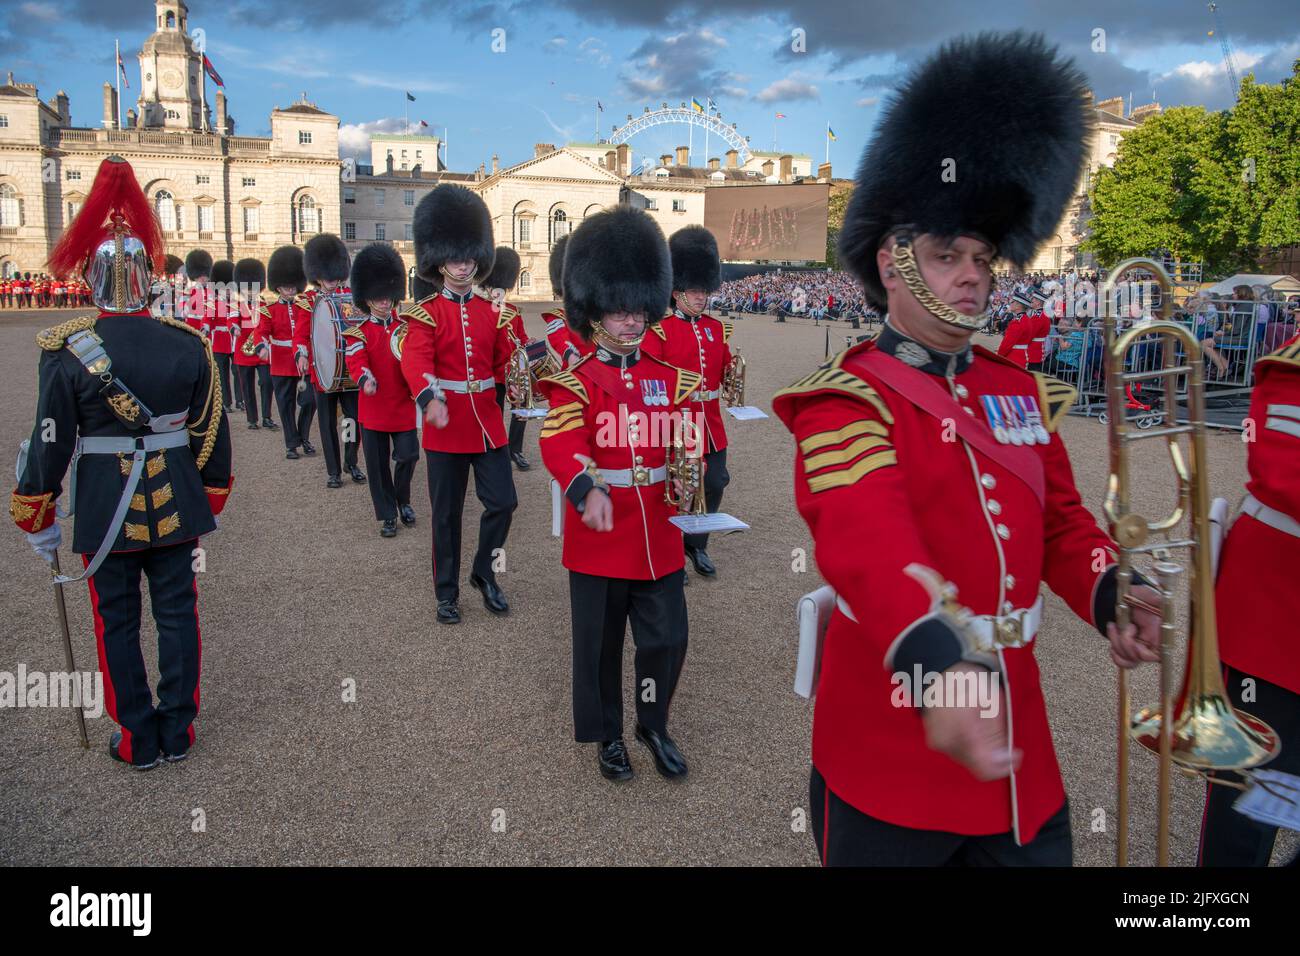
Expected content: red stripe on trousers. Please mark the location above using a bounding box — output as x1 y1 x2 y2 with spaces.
84 554 129 762
189 570 201 746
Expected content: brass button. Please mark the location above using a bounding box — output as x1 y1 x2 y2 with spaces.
981 474 996 490
955 383 969 399
987 499 1002 515
996 523 1011 540
1005 574 1016 589
1002 601 1014 615
626 381 634 389
964 406 975 416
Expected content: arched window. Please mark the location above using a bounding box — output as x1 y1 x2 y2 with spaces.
551 208 568 245
166 11 176 28
0 183 19 228
155 190 176 232
519 270 531 291
297 195 319 237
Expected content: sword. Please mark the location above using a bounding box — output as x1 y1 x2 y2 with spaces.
50 552 90 750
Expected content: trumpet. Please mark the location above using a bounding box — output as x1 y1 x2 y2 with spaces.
506 344 534 410
722 350 746 406
664 414 706 515
1102 257 1280 867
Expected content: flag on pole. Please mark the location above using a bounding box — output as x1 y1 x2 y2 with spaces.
597 100 604 111
691 98 704 113
202 54 224 88
775 112 787 119
117 50 130 89
827 127 837 141
419 119 429 128
406 91 416 102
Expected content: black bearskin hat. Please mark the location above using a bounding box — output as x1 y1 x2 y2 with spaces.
303 233 350 285
350 242 407 314
483 246 520 291
838 31 1091 309
211 259 234 285
233 257 265 294
412 184 494 281
185 249 213 280
548 233 568 297
267 245 307 294
562 205 671 341
164 254 183 276
669 225 721 293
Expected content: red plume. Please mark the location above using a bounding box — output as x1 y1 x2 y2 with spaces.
47 156 165 278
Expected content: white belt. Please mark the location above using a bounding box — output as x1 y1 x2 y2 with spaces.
438 376 496 394
599 464 667 487
270 337 292 347
1012 344 1029 350
77 430 191 455
1242 493 1300 539
836 595 1043 652
691 388 722 402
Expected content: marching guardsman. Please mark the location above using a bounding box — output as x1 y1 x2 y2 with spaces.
256 245 314 458
181 250 213 335
642 225 732 577
1199 332 1300 867
10 156 232 769
997 288 1050 371
344 243 418 537
537 205 698 781
773 34 1163 865
296 233 363 488
229 258 276 430
399 184 517 624
206 260 237 414
544 234 593 370
480 245 532 471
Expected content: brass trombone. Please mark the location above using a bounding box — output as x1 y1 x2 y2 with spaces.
1102 257 1280 867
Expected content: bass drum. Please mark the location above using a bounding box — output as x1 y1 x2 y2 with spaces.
311 292 360 392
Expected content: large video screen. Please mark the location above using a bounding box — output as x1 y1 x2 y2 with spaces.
703 182 829 262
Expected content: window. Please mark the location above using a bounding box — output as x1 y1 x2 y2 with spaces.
672 199 685 212
644 198 658 211
243 206 259 235
0 183 20 227
166 11 175 28
416 150 422 159
297 195 318 236
401 150 407 159
0 115 8 128
375 223 385 241
400 163 407 171
198 205 214 233
166 109 179 120
66 169 81 181
155 189 176 232
343 186 355 204
242 176 256 187
404 222 413 241
519 270 531 290
67 201 81 222
403 190 414 206
344 222 356 240
551 209 568 243
374 189 385 208
298 130 312 145
196 174 210 185
518 219 531 243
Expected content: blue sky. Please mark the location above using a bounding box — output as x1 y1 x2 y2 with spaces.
3 1 1297 176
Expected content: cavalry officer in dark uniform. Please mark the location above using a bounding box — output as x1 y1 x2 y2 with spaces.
344 242 418 538
256 245 314 458
479 246 532 471
772 33 1163 865
643 225 732 577
1199 332 1300 866
537 205 699 782
543 234 594 370
10 156 233 770
399 184 517 624
296 233 363 488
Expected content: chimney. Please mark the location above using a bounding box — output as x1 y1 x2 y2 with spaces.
215 88 228 134
675 145 689 166
708 157 720 170
54 90 70 126
386 153 394 174
725 148 738 168
101 82 118 130
616 143 630 176
1130 103 1162 124
126 108 137 129
534 142 555 159
660 153 672 167
477 162 486 181
761 158 775 178
1096 96 1125 118
491 153 499 174
817 161 832 180
779 154 793 182
5 72 12 86
604 149 616 170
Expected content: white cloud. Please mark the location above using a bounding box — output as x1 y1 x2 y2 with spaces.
338 117 414 160
544 36 567 53
856 96 878 107
755 75 821 103
19 2 58 20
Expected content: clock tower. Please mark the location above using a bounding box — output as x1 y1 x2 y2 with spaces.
137 1 206 130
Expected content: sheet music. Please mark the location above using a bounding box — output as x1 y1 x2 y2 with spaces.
726 405 768 421
1234 769 1300 832
669 513 749 534
512 407 549 419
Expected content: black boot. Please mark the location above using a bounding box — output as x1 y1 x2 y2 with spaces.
598 739 633 781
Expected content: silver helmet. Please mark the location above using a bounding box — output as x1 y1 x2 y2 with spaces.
86 230 153 313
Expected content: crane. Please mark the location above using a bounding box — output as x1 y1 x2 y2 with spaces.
1208 2 1241 103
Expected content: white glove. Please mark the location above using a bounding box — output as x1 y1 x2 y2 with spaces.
26 523 61 564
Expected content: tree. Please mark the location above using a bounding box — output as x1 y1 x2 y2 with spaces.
825 183 852 267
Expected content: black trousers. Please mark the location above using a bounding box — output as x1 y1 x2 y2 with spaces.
297 378 316 444
362 428 418 521
683 447 730 552
272 375 312 450
213 352 233 409
314 388 360 476
85 541 201 765
568 568 689 743
424 445 517 602
1198 666 1300 867
810 767 1073 866
508 413 527 456
234 364 259 422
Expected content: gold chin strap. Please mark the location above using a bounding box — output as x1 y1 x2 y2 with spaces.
591 320 645 350
891 235 988 332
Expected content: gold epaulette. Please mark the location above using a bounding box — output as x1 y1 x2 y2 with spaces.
36 315 97 351
400 300 436 329
156 316 208 341
674 368 703 405
721 320 734 343
258 302 273 321
293 293 312 311
773 352 894 425
341 324 365 340
496 303 518 330
537 369 589 404
1258 338 1300 368
649 321 668 340
156 317 222 469
1032 372 1076 433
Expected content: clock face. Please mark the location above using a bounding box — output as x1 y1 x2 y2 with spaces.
163 70 182 91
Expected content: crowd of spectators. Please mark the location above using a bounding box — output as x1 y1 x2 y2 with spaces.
711 270 876 321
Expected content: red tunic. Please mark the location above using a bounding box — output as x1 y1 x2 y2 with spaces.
1216 334 1300 694
774 339 1119 844
642 309 733 453
997 311 1051 367
398 289 514 453
544 307 595 369
256 298 308 376
538 352 701 580
344 313 417 432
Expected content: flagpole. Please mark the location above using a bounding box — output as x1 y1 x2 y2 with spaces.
199 51 207 132
825 122 829 165
405 96 409 135
704 99 710 171
115 39 121 130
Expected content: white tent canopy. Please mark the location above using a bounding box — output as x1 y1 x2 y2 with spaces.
1203 273 1300 296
